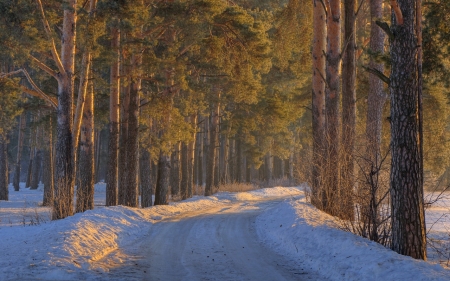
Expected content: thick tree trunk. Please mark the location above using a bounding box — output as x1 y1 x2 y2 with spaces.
340 0 356 220
76 82 95 213
30 149 42 190
311 0 327 208
205 101 220 196
122 55 141 207
118 78 130 206
53 0 77 220
390 0 426 260
0 136 8 201
140 148 152 207
106 27 120 206
265 152 273 182
323 0 341 215
13 113 25 191
154 152 171 205
43 117 54 206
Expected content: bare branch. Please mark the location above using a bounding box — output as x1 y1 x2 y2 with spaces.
390 0 404 25
362 65 390 85
19 68 57 108
35 0 65 75
29 55 58 78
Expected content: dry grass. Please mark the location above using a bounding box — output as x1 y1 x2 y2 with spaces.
217 182 259 193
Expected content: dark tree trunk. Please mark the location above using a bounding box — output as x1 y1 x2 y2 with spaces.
171 142 181 197
30 150 42 190
205 101 219 196
340 0 356 220
26 146 34 188
236 138 242 183
181 142 189 200
76 83 95 213
154 152 171 205
0 137 8 201
389 0 426 260
140 148 152 207
13 114 25 191
118 80 130 206
43 117 54 206
123 69 140 207
105 26 120 206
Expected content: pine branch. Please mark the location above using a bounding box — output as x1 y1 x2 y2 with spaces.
362 65 390 85
20 68 58 108
375 21 394 40
390 0 404 25
29 55 58 78
35 0 65 76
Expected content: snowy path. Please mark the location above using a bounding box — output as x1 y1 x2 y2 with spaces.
96 200 323 281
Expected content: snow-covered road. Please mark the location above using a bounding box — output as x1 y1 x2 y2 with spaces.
98 200 323 281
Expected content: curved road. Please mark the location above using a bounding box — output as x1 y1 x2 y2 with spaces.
97 200 324 281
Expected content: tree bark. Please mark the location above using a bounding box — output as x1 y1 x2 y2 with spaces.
42 118 55 206
13 113 25 191
181 141 189 200
340 0 356 220
154 152 171 205
30 149 42 190
311 0 327 208
205 100 220 196
171 142 181 197
53 0 77 220
106 26 120 206
389 0 426 260
76 81 95 213
140 148 152 208
0 136 8 201
187 114 197 198
323 0 341 216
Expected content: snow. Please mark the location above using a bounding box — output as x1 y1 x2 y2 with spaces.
0 183 449 280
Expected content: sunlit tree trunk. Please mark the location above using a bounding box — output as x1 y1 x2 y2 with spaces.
390 0 426 260
311 0 327 208
323 0 341 215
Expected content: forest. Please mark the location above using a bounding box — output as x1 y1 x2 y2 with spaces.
0 0 449 269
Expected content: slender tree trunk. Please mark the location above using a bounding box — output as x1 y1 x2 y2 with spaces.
0 136 8 201
364 0 387 239
266 152 273 182
311 0 327 208
106 26 120 206
30 149 42 190
154 152 171 205
118 75 130 205
171 142 181 197
236 137 243 183
26 146 34 188
140 147 152 207
53 0 77 220
323 0 341 215
340 0 356 220
181 141 189 200
390 0 426 260
76 81 95 213
202 116 209 186
205 100 220 196
13 114 25 191
42 119 54 206
187 114 197 198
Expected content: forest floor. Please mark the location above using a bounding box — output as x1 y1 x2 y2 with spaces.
0 184 450 280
